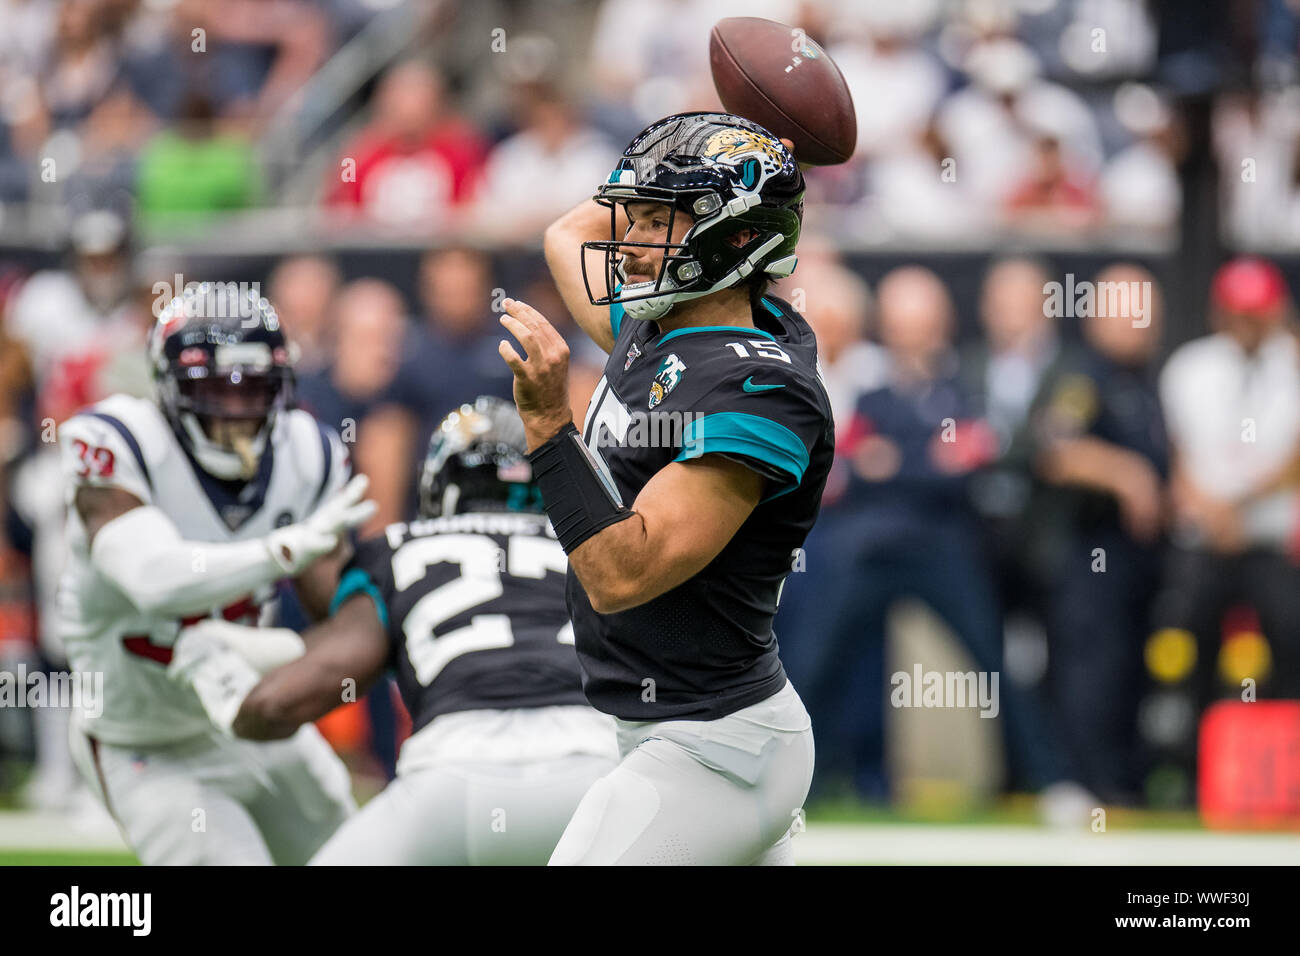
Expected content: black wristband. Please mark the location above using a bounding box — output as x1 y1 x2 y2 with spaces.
527 422 633 553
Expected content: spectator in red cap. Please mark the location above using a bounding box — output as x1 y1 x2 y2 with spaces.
1157 255 1300 711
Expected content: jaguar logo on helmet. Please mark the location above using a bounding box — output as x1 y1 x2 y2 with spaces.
703 128 784 170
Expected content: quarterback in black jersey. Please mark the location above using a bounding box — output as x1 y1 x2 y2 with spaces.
498 113 832 865
171 397 617 865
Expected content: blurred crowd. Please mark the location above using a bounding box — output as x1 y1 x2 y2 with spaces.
0 0 1296 245
2 0 1300 816
0 0 362 224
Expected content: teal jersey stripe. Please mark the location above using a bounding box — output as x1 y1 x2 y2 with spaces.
760 297 783 318
674 411 809 489
329 566 390 630
659 324 777 346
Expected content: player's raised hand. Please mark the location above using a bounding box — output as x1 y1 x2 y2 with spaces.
777 137 809 170
498 296 574 449
264 474 377 574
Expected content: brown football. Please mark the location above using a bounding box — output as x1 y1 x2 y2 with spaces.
709 16 857 166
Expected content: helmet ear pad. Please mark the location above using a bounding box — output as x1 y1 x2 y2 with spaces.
693 205 801 284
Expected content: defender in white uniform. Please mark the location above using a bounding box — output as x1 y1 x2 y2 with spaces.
59 286 375 865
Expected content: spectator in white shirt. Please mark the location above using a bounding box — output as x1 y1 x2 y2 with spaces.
1158 256 1300 700
827 2 946 161
1100 84 1181 236
938 38 1103 212
471 82 616 244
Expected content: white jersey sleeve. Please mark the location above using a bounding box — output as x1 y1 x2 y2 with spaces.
58 400 158 507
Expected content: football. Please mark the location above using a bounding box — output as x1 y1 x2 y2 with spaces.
709 16 857 166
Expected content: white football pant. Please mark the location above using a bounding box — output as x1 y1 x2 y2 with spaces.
70 717 354 865
549 680 815 865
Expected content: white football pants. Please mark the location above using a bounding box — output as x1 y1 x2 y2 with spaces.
549 680 815 865
70 719 355 865
309 753 616 865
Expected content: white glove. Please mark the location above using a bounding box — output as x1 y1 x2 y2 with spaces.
177 619 306 674
264 474 377 575
169 623 262 735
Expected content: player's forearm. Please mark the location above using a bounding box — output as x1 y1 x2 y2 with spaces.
523 420 677 612
544 199 608 265
233 668 334 740
292 541 349 623
234 650 381 740
569 498 731 614
528 425 760 613
92 506 286 618
568 511 668 613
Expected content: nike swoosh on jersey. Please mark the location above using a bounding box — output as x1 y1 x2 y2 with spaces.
742 376 785 393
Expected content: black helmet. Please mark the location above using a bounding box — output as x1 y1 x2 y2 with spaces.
418 396 542 519
149 283 294 480
582 111 804 321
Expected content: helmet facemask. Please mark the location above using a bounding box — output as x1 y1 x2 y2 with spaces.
162 363 291 481
174 371 287 480
583 188 708 321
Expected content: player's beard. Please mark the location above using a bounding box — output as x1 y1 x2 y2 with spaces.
618 253 659 287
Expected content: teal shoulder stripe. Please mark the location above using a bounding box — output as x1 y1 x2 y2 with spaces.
760 297 784 318
329 566 390 630
659 324 777 346
674 411 809 490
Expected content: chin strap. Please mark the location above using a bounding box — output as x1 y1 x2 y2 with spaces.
618 234 791 322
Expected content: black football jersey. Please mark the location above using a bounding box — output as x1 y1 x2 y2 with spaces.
573 294 834 720
333 512 587 732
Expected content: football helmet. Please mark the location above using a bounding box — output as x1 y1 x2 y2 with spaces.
418 396 542 518
582 111 804 321
149 283 294 481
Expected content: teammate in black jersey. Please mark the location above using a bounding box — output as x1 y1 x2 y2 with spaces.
498 113 832 865
171 397 617 865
